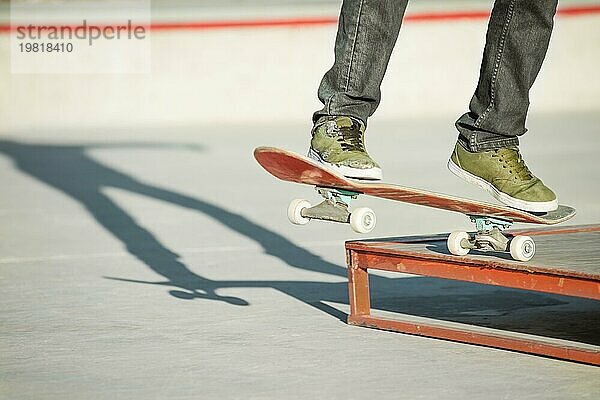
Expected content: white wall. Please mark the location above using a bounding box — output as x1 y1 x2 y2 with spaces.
1 13 599 132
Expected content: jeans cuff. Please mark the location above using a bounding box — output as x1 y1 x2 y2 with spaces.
460 135 520 152
313 112 367 127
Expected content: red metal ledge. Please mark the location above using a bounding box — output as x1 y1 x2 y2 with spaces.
347 247 600 299
346 224 600 365
347 314 600 366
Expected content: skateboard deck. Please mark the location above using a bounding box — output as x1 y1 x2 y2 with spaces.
254 146 575 225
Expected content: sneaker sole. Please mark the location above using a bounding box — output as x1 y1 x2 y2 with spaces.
308 148 383 180
447 159 558 213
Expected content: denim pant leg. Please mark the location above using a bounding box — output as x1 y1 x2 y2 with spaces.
456 0 559 152
313 0 409 125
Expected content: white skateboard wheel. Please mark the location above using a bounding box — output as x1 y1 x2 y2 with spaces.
509 235 535 262
287 199 311 225
447 231 470 256
350 207 376 234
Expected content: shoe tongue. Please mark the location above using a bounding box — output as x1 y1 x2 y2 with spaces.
335 117 354 128
497 146 516 155
499 147 534 180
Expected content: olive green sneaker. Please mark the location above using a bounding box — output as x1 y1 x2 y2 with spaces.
448 143 558 212
308 116 382 180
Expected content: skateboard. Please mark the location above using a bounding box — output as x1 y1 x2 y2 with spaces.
254 147 576 261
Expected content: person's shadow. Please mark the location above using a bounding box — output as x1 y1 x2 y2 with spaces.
1 139 598 345
0 139 352 305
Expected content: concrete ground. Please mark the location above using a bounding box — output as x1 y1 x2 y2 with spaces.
1 112 600 399
1 1 600 399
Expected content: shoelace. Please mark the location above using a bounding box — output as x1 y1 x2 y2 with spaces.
492 147 533 181
326 121 365 152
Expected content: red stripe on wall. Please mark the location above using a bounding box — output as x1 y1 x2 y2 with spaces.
1 5 599 33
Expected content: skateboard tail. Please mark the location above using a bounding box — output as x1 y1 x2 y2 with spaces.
254 146 361 191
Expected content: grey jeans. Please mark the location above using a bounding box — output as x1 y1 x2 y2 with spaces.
313 0 559 152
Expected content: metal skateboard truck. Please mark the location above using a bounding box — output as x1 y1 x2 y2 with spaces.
288 187 375 234
447 216 536 261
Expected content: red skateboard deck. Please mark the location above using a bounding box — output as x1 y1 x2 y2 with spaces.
254 146 575 225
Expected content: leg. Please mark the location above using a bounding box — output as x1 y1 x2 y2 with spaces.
314 0 409 125
456 0 559 152
308 0 408 180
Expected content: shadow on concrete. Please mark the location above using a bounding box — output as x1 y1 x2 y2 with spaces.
1 139 598 346
0 139 344 306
